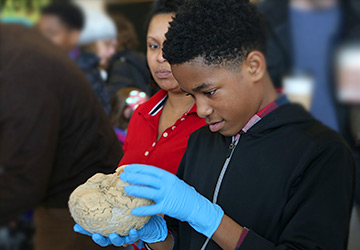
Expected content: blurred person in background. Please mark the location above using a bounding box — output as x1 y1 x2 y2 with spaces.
78 8 118 79
109 88 148 146
107 13 151 98
0 23 123 250
38 2 112 115
258 0 360 193
37 2 84 55
336 37 360 250
258 1 360 248
258 0 359 131
75 7 118 114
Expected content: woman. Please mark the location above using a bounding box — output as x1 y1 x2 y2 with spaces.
118 0 206 175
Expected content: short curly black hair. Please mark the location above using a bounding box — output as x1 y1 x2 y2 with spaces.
163 0 267 70
41 3 84 30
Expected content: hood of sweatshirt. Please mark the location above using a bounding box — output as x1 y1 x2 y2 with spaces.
245 103 326 137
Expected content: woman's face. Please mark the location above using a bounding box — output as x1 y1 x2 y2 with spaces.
95 39 117 67
147 13 181 93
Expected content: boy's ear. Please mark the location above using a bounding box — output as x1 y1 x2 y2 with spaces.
244 51 266 82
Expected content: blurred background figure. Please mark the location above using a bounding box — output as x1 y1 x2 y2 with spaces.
37 3 112 115
258 0 360 173
76 7 117 114
336 44 360 149
107 13 151 98
37 2 83 54
257 0 360 249
0 23 122 250
75 6 117 114
109 88 148 146
259 0 359 131
78 7 118 77
0 214 34 250
336 40 360 250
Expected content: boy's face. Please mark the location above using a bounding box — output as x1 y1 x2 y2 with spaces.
37 15 80 52
171 59 265 136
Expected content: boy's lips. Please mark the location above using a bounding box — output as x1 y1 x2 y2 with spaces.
209 120 225 132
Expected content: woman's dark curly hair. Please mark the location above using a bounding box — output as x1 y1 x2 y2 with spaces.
146 0 184 28
151 0 184 16
163 0 267 70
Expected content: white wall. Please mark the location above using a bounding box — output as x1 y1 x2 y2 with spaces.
72 0 105 12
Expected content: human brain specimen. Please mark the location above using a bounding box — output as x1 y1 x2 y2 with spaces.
68 165 153 236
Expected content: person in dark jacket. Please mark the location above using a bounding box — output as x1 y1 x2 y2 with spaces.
74 50 112 114
0 23 123 250
75 0 355 249
75 7 118 115
106 13 151 97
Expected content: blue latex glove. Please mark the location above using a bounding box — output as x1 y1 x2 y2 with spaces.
73 215 167 247
121 164 224 238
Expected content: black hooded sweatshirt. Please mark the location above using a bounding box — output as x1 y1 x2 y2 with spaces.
168 103 355 250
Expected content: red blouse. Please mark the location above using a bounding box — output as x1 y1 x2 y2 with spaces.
119 89 206 174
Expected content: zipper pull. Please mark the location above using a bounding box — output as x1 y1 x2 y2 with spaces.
226 133 241 158
226 141 235 158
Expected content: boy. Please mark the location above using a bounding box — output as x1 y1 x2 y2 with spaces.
76 0 354 249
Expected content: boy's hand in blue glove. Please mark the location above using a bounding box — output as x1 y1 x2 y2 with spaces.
121 164 224 238
74 215 168 247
